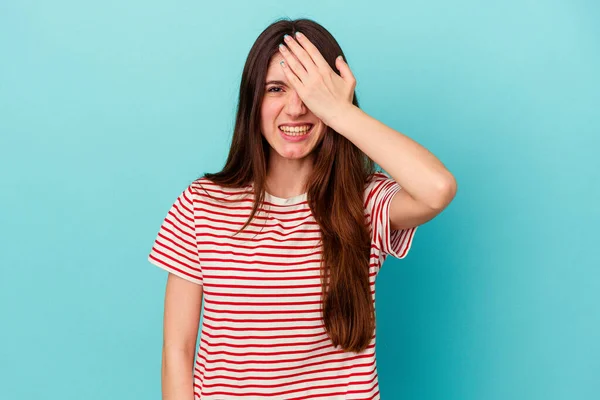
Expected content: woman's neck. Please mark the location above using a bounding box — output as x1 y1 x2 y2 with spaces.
265 154 314 198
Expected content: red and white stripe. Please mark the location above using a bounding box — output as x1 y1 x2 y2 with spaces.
148 172 416 399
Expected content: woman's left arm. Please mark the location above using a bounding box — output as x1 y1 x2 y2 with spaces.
329 104 458 208
329 105 458 229
277 32 457 229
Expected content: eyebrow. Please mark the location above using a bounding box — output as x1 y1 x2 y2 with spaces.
265 80 288 86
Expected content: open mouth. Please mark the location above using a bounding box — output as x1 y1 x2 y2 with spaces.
278 124 314 140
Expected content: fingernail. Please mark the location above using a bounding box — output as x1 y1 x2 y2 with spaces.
284 34 291 42
295 31 303 38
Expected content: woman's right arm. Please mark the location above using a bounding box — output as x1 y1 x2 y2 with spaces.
161 273 204 400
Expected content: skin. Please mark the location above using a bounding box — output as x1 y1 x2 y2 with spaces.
260 53 327 198
277 32 457 227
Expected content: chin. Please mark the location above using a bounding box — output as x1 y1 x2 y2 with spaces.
275 146 314 160
263 125 325 161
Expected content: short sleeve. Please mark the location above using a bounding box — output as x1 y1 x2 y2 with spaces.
365 172 417 259
148 185 203 285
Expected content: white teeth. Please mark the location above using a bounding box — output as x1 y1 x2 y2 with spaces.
279 125 312 136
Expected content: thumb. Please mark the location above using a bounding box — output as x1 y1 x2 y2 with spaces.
335 55 355 82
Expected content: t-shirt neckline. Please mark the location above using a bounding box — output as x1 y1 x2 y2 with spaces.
264 191 308 206
250 182 308 205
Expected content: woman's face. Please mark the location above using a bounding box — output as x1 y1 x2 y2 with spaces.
260 53 327 161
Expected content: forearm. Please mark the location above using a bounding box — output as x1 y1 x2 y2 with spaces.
162 346 196 400
329 104 456 209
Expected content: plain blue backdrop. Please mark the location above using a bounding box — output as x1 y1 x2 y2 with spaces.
1 1 598 399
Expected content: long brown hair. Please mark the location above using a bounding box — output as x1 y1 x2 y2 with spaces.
203 18 377 353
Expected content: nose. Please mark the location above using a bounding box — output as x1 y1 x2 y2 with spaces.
284 90 307 116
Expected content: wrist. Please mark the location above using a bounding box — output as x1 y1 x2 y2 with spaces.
324 103 358 133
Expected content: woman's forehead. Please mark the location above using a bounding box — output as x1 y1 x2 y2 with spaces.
265 54 286 82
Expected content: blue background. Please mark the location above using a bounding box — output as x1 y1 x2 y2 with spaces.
1 1 598 399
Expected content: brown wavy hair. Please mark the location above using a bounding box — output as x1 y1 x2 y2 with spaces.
202 17 377 353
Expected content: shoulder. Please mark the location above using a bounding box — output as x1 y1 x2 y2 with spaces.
365 171 393 187
364 171 398 201
188 177 254 207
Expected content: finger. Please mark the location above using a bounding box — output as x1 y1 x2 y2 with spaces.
279 43 308 83
335 55 356 84
294 32 332 72
279 59 303 92
283 34 318 76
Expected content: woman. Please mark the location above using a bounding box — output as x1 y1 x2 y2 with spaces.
148 18 457 400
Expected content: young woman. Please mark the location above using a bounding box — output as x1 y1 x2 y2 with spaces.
148 18 456 400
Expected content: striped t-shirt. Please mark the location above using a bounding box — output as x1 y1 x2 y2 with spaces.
148 172 417 399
